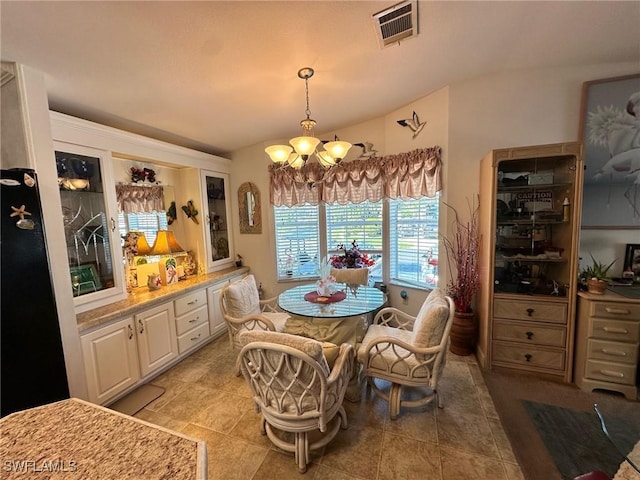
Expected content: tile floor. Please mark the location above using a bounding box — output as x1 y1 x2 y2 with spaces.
133 334 525 480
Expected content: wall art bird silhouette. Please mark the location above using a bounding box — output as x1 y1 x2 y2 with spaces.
353 142 378 158
397 111 426 139
166 201 177 225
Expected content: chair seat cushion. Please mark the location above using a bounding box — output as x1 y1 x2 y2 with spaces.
357 324 431 378
225 275 261 317
263 312 289 332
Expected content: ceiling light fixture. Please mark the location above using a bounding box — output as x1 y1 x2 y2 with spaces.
265 67 352 169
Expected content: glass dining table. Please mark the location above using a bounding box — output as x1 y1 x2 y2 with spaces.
277 283 386 319
278 283 386 402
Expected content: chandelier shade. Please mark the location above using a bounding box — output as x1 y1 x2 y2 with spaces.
265 67 352 170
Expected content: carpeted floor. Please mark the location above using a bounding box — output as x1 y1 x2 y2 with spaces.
483 369 640 480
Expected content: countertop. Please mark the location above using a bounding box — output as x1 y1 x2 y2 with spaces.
0 398 206 479
577 288 640 304
77 266 249 332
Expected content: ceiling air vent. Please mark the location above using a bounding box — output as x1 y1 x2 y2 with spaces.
372 0 418 48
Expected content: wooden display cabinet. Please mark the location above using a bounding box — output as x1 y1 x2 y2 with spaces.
477 142 583 382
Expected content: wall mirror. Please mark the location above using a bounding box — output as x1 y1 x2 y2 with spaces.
238 182 261 234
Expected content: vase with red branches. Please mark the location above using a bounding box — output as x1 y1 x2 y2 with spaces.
442 197 481 355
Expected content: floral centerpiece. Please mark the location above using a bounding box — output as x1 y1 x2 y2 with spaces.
316 258 336 296
330 240 375 269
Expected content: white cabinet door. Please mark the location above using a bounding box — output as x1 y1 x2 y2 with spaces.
51 137 126 314
207 281 227 337
81 317 140 405
135 302 178 377
201 170 234 272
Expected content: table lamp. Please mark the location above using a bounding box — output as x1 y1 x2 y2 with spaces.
150 230 184 285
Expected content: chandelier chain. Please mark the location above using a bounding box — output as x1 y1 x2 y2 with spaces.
304 76 311 120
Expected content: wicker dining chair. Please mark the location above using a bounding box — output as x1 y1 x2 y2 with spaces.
236 330 354 473
357 287 454 419
219 274 289 349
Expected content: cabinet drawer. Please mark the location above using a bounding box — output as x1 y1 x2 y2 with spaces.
492 341 565 371
587 339 639 365
177 322 210 354
591 302 640 320
585 359 637 386
588 318 640 342
174 290 207 317
494 299 567 324
175 304 209 336
493 320 566 347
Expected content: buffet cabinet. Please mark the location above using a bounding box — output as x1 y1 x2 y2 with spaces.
80 272 245 405
478 142 583 382
574 292 640 400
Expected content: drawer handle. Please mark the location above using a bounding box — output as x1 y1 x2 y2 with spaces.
602 326 629 334
526 308 534 317
190 333 202 341
189 316 200 323
600 348 627 357
605 307 630 315
524 353 532 362
187 299 199 305
138 319 144 334
598 369 624 379
525 331 534 340
128 325 134 340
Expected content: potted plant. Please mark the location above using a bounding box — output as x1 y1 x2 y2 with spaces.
580 253 616 294
442 198 481 356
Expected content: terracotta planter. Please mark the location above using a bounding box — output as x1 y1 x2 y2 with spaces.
587 278 608 295
449 311 476 356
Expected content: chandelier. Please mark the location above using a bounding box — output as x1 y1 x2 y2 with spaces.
265 67 352 169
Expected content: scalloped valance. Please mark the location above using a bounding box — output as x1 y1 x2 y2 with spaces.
269 146 442 207
116 184 165 213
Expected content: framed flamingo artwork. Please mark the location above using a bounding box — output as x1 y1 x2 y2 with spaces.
579 73 640 228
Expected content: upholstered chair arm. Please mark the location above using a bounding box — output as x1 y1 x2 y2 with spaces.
259 295 280 313
373 307 416 330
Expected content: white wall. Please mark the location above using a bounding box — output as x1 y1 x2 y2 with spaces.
230 62 639 314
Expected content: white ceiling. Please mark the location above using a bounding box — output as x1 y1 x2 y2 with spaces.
2 1 639 157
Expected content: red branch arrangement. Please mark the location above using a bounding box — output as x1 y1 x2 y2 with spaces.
442 198 481 313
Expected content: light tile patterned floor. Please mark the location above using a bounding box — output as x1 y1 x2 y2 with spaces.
133 334 525 480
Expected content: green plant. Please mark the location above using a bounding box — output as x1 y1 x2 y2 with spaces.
580 253 616 282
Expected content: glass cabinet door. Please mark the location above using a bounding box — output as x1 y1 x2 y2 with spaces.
54 142 124 307
201 171 233 271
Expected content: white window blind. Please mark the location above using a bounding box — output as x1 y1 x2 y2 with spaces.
118 212 168 247
325 201 383 282
274 204 320 279
389 194 439 287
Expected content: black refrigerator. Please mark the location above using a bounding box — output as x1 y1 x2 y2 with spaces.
1 168 69 416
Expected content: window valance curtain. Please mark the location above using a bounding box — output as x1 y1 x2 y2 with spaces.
269 146 442 207
116 184 165 213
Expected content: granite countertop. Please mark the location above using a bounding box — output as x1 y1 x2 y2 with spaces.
0 398 206 479
77 266 249 332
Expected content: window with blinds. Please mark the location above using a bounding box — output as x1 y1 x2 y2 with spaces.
273 196 438 287
389 194 439 287
326 201 383 282
118 212 168 247
274 204 320 279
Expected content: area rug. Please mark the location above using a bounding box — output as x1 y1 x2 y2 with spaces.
108 384 165 416
483 368 640 480
522 400 636 479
